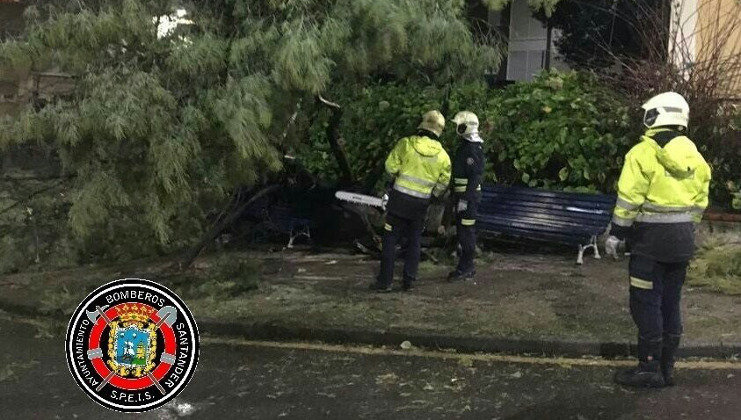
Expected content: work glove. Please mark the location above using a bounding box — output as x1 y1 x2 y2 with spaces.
457 200 468 213
604 235 621 260
381 193 389 211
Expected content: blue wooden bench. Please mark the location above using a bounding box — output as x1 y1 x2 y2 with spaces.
243 199 313 248
272 205 313 248
477 185 616 264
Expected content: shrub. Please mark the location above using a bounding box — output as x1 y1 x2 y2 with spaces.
302 71 733 205
302 82 450 191
481 71 637 192
705 105 740 210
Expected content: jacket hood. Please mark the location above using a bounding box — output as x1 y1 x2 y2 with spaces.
654 136 704 179
411 136 443 157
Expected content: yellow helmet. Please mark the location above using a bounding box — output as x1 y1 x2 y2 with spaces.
451 111 479 136
417 110 445 137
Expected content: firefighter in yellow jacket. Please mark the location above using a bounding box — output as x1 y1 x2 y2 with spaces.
371 110 452 292
605 92 711 388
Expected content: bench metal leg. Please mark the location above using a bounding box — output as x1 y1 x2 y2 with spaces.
287 225 311 249
592 235 601 260
576 235 599 265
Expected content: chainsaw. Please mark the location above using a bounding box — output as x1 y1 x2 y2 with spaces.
335 190 385 208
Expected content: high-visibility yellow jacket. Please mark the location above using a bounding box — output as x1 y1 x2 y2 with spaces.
611 128 711 261
612 128 711 226
385 135 451 200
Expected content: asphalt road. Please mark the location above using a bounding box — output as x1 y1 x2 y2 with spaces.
1 312 739 419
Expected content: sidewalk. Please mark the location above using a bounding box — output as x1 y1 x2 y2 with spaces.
1 249 739 358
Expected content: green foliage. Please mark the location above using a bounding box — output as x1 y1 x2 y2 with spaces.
482 71 636 192
729 181 741 210
301 82 449 190
0 176 76 274
0 0 499 266
169 255 261 299
700 104 741 210
301 69 733 204
482 0 562 16
302 71 634 194
689 233 741 295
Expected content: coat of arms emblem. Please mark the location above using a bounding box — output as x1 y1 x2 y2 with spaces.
65 279 199 412
108 304 157 378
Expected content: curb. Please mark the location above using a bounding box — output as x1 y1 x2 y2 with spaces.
198 319 741 359
3 299 739 359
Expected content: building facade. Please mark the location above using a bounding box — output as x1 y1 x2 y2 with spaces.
670 0 741 99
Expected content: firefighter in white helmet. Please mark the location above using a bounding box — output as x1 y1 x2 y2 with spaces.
607 92 711 388
447 111 486 282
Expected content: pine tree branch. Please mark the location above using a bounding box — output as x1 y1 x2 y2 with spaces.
179 184 281 270
0 178 67 217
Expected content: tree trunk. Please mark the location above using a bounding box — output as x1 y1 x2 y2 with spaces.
318 95 353 186
179 184 280 270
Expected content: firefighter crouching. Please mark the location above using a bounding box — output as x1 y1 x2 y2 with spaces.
370 110 452 293
606 92 711 388
447 111 485 282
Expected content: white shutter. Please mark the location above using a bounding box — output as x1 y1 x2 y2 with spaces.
506 0 548 81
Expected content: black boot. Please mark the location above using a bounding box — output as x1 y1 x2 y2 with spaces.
661 333 681 387
614 360 665 388
614 338 665 388
447 269 475 282
369 282 393 293
401 276 415 292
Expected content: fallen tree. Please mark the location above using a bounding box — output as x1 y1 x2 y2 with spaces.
0 0 500 268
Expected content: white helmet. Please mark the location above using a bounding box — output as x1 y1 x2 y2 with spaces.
641 92 689 129
451 111 479 136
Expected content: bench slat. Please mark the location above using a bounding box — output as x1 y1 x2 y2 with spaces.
476 184 616 245
483 185 616 204
479 202 612 223
478 216 598 238
480 225 590 245
478 213 609 230
482 190 615 208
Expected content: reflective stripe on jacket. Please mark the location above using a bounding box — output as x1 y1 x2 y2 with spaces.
385 135 452 200
612 128 711 228
452 141 485 200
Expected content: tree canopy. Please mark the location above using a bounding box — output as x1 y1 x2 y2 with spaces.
483 0 562 17
0 0 501 262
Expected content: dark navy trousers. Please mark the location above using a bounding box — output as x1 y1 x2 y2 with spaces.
628 255 687 359
378 213 424 287
455 196 479 273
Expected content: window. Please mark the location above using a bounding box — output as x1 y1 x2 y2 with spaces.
506 0 548 81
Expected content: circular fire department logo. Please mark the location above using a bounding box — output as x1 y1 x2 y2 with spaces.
65 278 199 412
